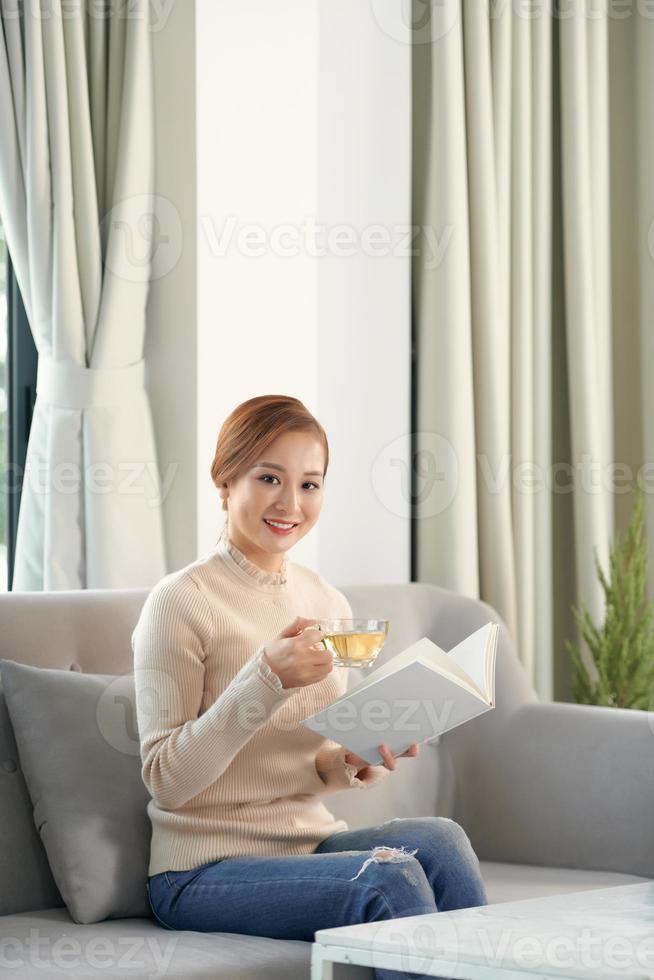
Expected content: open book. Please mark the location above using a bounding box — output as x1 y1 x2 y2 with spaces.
301 621 499 766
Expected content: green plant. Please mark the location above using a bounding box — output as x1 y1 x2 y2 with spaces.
567 482 654 709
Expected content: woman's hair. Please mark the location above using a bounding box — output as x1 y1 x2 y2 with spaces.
210 395 329 512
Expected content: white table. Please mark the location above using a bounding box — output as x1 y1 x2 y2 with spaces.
311 881 654 980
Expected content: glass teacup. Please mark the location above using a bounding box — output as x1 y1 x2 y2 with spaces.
313 618 389 668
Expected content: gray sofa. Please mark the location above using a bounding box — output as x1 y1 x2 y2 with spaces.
1 582 652 979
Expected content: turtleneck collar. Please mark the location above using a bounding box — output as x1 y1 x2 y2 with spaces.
214 524 288 593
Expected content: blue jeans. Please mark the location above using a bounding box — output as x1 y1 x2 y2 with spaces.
146 816 488 980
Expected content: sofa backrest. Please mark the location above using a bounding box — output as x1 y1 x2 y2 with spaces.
0 582 531 915
0 589 149 915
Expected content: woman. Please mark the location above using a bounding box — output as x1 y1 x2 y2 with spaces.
133 394 487 980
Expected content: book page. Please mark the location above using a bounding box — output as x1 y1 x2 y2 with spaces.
338 636 483 705
302 660 493 766
446 622 496 701
485 625 498 706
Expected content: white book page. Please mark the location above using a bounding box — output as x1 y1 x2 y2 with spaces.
446 622 496 701
338 636 484 705
485 625 498 705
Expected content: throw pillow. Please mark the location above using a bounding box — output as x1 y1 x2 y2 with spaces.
0 659 151 924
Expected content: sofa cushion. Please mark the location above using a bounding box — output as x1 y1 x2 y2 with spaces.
0 906 313 979
0 676 64 916
480 860 652 905
0 659 151 924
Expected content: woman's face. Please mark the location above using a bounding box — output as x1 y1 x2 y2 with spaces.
220 429 326 572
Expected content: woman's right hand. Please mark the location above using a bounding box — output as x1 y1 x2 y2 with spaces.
262 617 332 689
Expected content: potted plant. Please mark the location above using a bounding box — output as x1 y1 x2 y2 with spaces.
567 481 654 709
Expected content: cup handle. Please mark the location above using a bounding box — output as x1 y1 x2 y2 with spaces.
300 624 327 650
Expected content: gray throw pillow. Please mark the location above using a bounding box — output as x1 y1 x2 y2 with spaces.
0 659 151 924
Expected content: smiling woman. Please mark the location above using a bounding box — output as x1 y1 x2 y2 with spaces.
210 394 328 574
212 411 327 573
132 394 487 967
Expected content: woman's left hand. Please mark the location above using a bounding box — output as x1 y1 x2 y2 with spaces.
344 742 420 780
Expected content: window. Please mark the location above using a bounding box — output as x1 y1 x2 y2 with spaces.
0 224 6 589
1 222 38 591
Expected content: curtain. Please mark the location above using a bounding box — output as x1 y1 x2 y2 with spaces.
412 0 617 700
0 0 166 589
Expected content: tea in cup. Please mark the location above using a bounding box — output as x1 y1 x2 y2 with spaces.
313 619 389 668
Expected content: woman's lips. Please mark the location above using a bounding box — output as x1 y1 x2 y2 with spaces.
263 519 298 535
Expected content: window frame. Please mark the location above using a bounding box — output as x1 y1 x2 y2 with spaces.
6 253 37 590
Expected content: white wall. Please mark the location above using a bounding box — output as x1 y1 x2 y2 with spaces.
195 0 321 562
149 0 412 585
316 0 412 586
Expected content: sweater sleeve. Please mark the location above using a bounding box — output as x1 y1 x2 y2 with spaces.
132 573 295 810
313 589 389 793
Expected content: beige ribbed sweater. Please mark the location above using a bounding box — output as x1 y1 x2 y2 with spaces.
132 526 388 876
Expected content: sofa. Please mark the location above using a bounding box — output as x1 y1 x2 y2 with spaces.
0 582 652 980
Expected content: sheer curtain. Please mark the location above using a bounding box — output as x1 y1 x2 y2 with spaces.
0 0 166 589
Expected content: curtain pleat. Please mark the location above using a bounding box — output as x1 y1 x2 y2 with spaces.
559 1 614 636
462 3 518 647
531 10 553 699
413 0 479 600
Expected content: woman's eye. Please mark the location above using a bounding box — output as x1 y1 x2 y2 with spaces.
259 475 320 490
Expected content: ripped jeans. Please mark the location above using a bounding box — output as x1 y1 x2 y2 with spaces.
146 816 488 980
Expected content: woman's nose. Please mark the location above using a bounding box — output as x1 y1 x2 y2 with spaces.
275 488 299 514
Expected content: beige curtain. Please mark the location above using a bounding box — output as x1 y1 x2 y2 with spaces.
412 0 623 700
0 0 166 590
